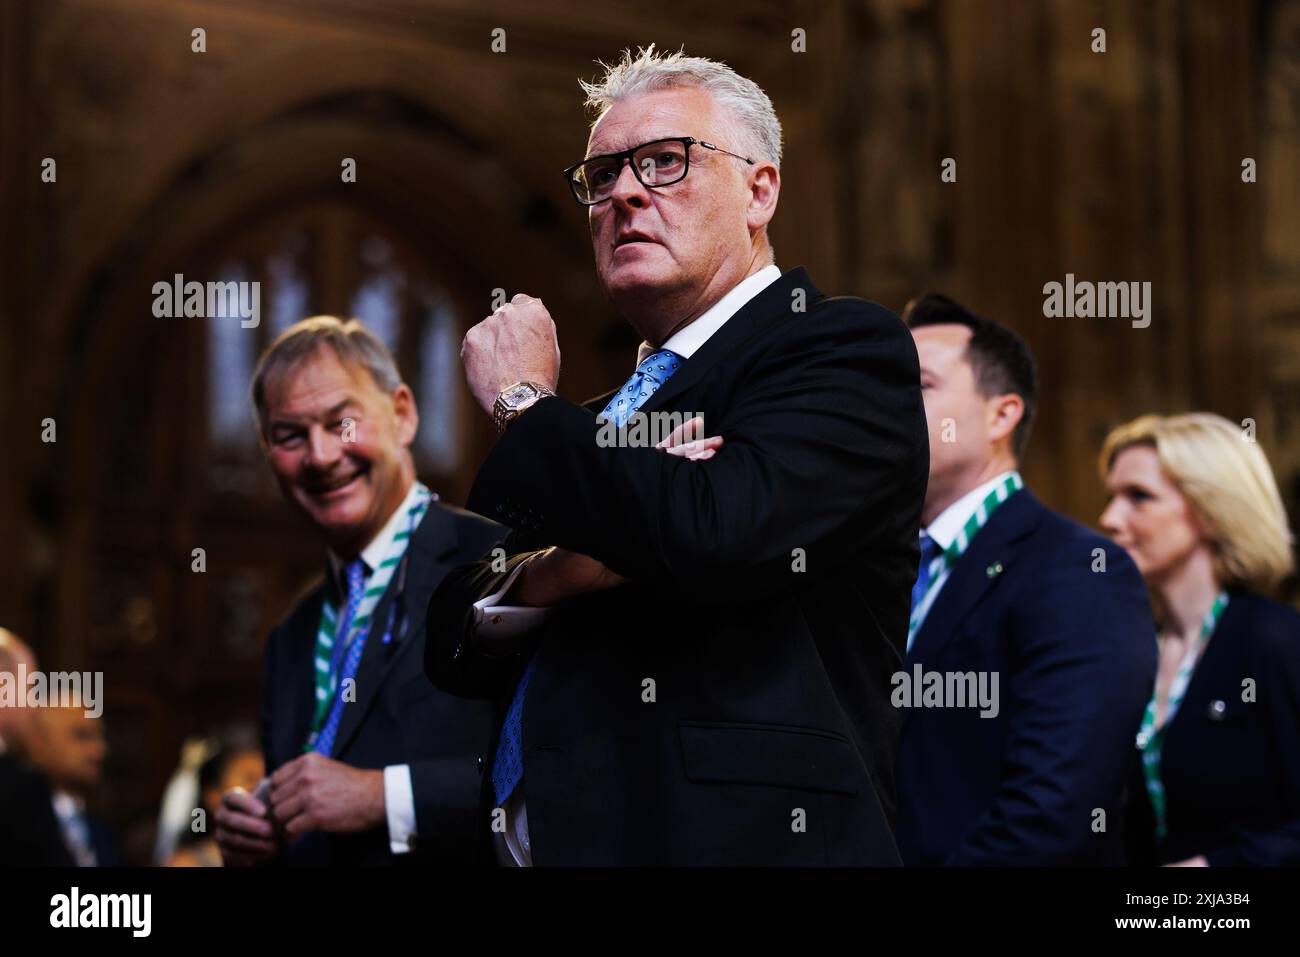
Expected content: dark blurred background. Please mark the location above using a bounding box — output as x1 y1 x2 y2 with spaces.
1 0 1297 863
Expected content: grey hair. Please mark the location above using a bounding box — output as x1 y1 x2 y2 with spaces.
579 45 783 170
250 315 403 433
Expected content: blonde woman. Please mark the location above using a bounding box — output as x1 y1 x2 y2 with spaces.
1100 413 1299 866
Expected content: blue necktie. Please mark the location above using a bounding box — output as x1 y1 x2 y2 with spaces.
490 348 686 807
491 657 536 806
598 349 684 428
910 532 943 619
314 558 368 756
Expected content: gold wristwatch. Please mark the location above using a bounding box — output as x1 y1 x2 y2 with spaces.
493 381 556 433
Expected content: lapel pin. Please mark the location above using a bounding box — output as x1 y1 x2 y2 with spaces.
986 562 1004 579
1207 699 1227 721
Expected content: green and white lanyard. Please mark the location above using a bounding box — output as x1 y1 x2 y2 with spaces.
1136 590 1229 840
907 471 1024 651
306 483 432 744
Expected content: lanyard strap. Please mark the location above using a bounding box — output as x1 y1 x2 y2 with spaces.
305 484 431 748
907 471 1024 647
1137 590 1229 839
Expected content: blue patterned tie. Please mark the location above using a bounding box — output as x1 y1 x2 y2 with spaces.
910 532 943 619
314 558 368 756
491 658 536 806
490 348 686 807
598 349 684 428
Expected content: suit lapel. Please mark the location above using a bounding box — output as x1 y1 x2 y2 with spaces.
576 268 819 418
330 502 462 759
905 489 1044 674
637 267 822 416
271 583 326 767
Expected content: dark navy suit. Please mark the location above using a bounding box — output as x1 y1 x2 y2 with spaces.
0 754 73 866
1124 589 1300 866
895 488 1157 865
426 269 929 865
262 501 502 865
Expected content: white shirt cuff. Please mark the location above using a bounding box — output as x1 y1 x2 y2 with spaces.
472 554 554 641
384 764 416 855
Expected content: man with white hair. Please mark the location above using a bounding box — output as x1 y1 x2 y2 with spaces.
426 47 928 865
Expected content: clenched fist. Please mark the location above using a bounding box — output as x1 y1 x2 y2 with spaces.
462 294 561 417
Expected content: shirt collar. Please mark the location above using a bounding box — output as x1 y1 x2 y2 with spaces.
52 789 86 819
327 480 427 588
638 263 782 363
924 470 1021 551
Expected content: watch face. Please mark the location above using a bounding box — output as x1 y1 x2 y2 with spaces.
503 383 538 409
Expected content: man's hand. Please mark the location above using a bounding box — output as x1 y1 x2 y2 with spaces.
214 784 279 866
462 294 561 417
656 415 723 460
268 753 386 841
508 546 627 607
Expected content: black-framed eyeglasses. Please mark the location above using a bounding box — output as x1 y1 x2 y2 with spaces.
562 136 756 206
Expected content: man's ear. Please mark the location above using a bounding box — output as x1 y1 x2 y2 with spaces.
391 384 419 446
987 393 1025 447
746 162 780 232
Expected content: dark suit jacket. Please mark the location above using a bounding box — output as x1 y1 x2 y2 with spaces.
0 753 74 866
425 267 930 865
262 500 503 865
1124 589 1300 866
86 812 122 867
895 488 1157 865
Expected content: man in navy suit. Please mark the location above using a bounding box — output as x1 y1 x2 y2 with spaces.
214 317 501 866
424 49 928 865
28 699 121 866
895 294 1156 865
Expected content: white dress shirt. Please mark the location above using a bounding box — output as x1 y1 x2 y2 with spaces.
909 470 1020 645
325 479 434 855
479 263 784 865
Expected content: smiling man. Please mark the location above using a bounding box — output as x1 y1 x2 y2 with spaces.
213 316 502 866
424 47 929 865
